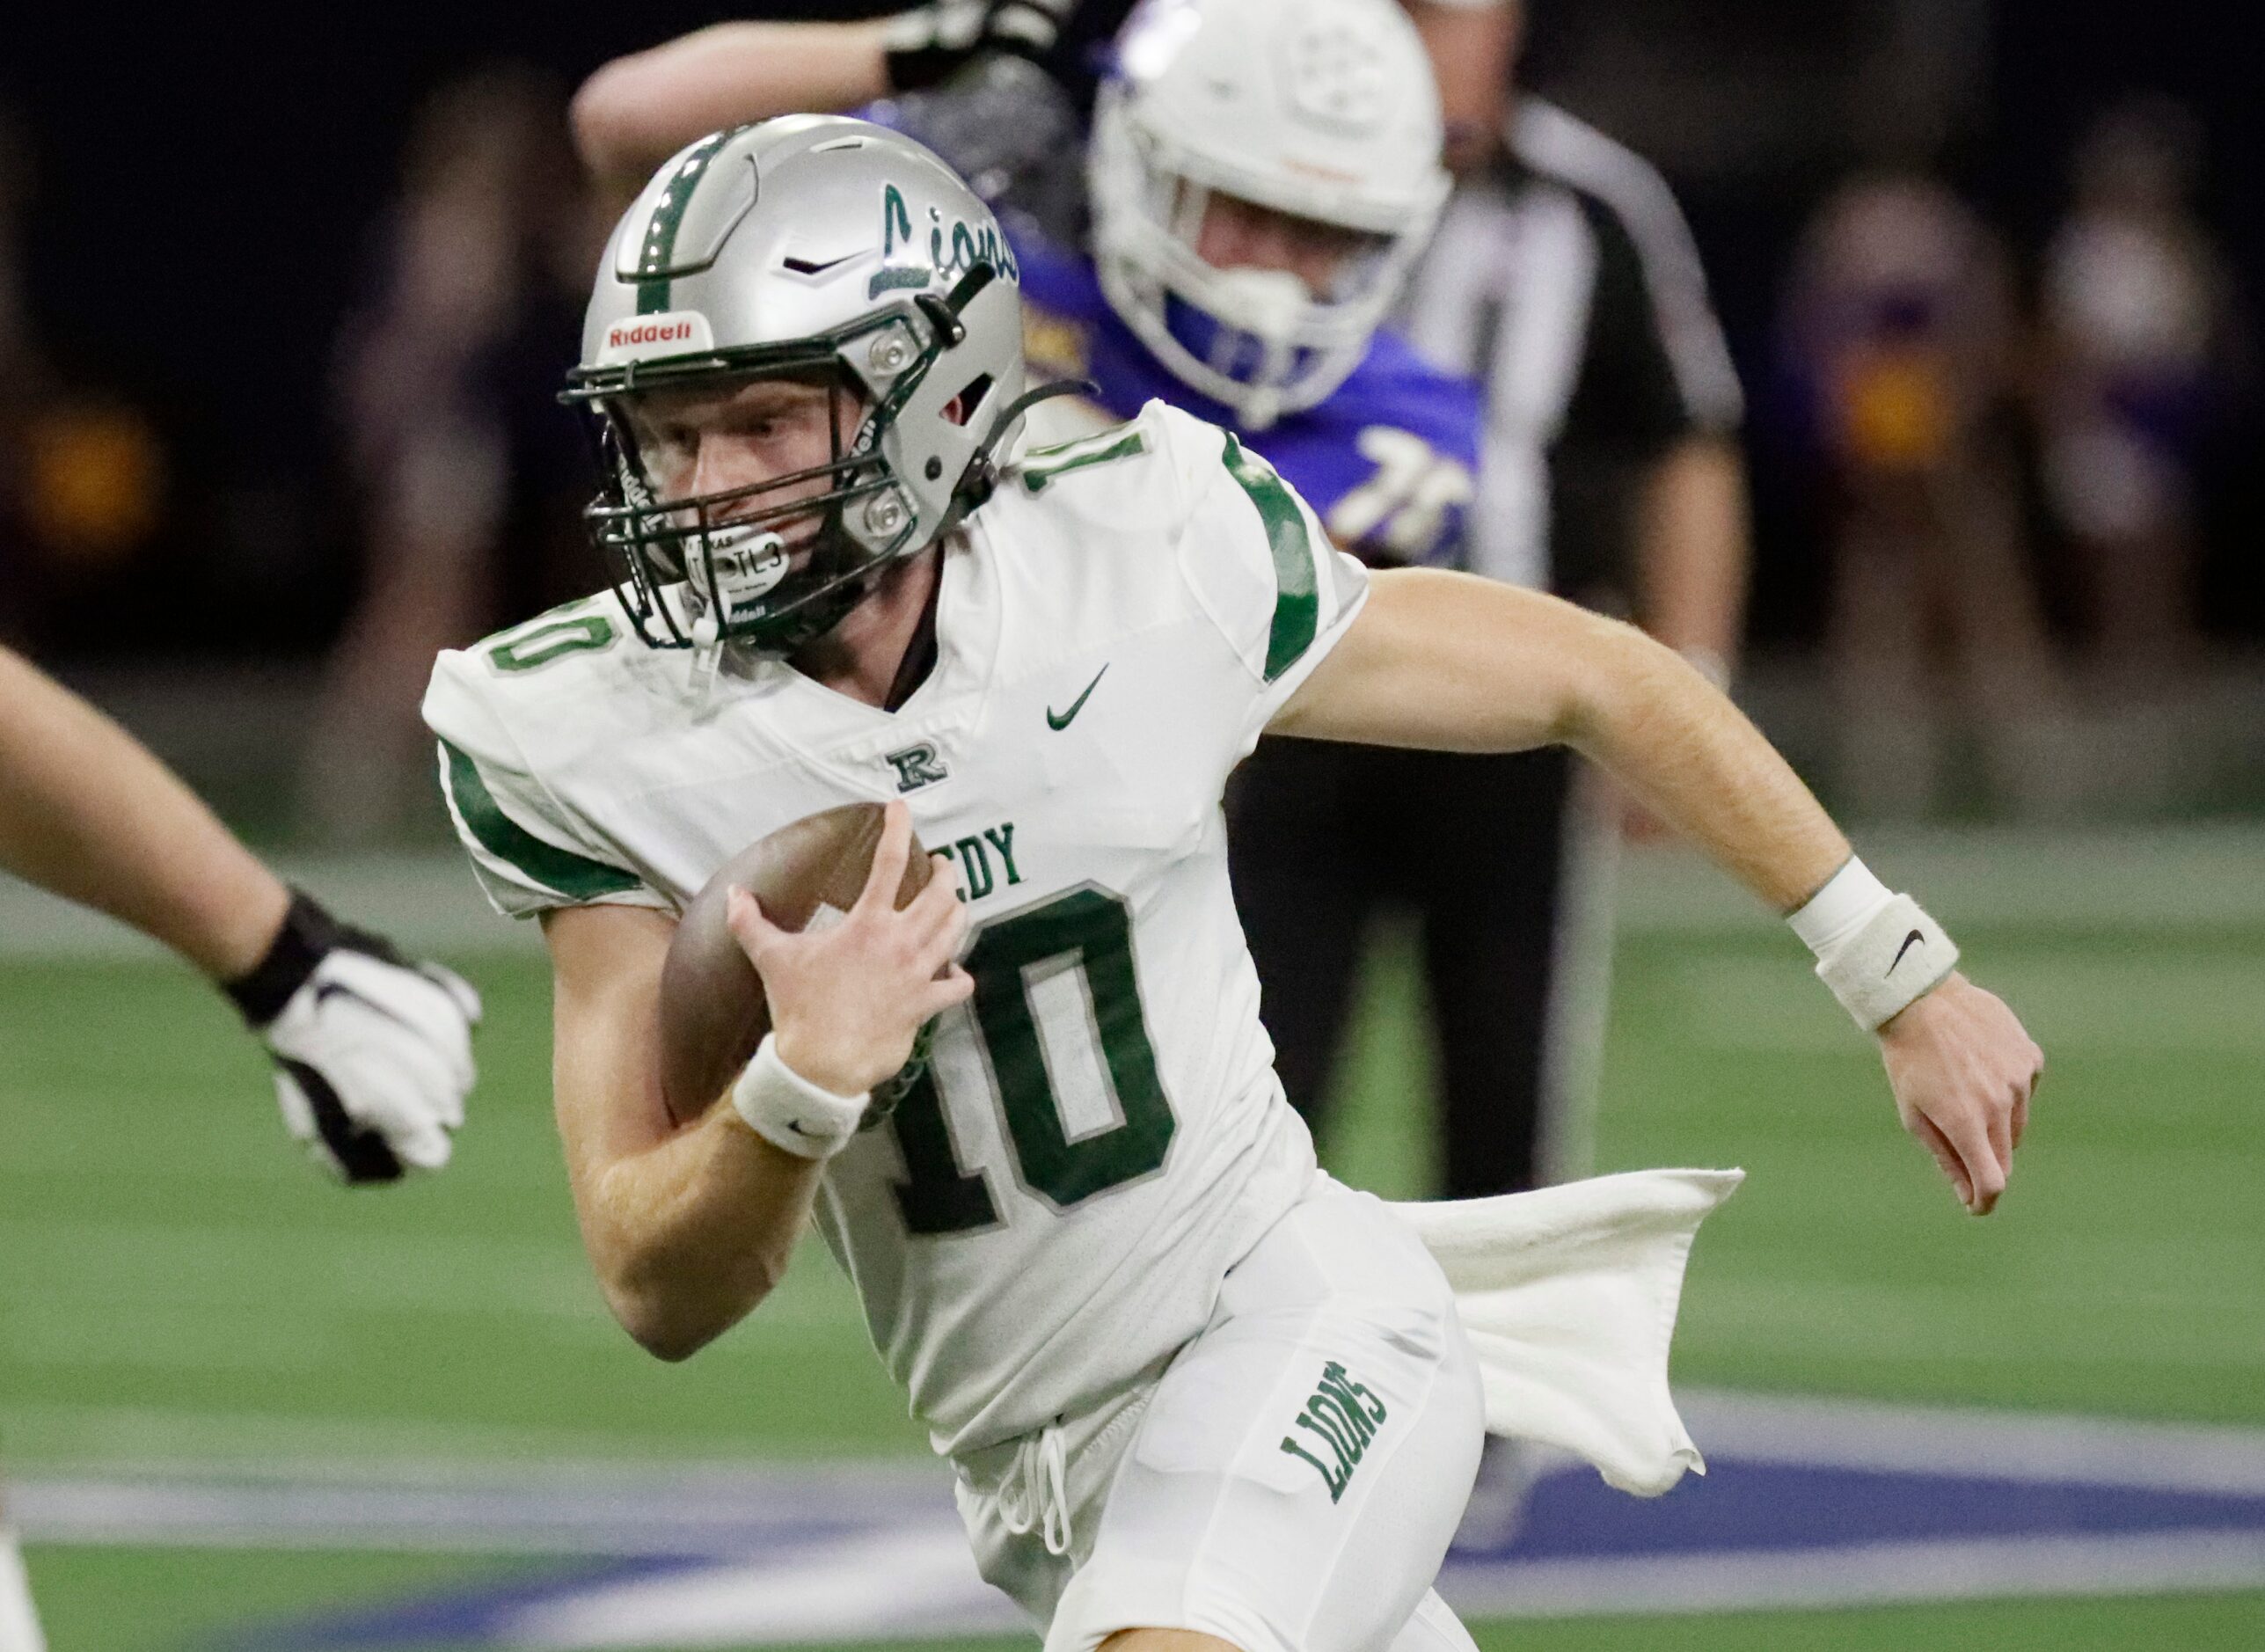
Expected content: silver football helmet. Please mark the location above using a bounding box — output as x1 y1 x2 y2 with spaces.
564 116 1029 652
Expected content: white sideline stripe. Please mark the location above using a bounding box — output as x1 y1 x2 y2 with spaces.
1615 825 2265 934
508 1529 1020 1649
5 830 2265 962
0 853 542 961
10 1459 952 1556
11 1393 2265 1553
0 1399 923 1479
1442 1531 2265 1619
476 1533 2265 1646
1677 1388 2265 1495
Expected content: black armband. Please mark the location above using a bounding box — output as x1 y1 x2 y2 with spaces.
222 889 406 1028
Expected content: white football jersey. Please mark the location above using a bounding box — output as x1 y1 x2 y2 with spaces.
422 399 1370 1457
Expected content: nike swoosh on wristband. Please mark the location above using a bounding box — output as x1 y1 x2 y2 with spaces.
1887 929 1925 974
1047 664 1108 730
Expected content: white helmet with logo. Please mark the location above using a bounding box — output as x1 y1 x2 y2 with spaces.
564 116 1030 653
1088 0 1449 428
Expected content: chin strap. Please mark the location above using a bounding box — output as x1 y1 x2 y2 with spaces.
944 377 1102 526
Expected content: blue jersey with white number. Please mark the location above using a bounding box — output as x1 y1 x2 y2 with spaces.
1013 230 1484 566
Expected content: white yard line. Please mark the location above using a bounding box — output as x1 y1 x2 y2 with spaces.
1675 1388 2265 1495
4 830 2262 962
1442 1531 2265 1619
10 1392 2265 1553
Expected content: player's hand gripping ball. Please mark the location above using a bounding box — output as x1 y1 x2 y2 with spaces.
659 802 956 1126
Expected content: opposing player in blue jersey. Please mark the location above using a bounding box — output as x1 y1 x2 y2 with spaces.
571 0 1485 571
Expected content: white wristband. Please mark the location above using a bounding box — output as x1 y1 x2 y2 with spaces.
1789 859 1959 1031
729 1035 868 1160
1787 858 1895 954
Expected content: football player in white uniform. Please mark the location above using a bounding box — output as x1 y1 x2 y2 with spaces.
424 121 2039 1652
0 645 481 1651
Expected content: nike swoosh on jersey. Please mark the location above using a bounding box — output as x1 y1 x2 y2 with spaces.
1046 664 1109 731
1887 929 1925 973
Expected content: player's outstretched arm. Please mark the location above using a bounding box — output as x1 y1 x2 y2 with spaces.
544 805 969 1359
0 646 479 1182
1275 570 2042 1214
0 644 290 978
571 18 897 203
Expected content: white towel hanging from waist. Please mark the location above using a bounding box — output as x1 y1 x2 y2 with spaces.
1387 1166 1743 1499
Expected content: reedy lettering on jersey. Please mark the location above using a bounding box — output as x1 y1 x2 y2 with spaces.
1279 1359 1389 1503
956 836 996 900
931 821 1023 903
983 823 1020 883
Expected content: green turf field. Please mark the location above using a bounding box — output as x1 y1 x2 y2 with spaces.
5 844 2263 1647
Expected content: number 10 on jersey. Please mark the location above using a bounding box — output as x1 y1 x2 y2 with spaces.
888 887 1177 1234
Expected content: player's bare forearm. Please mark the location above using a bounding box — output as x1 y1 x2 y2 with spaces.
543 903 820 1360
1637 435 1750 674
1275 570 1848 911
1280 573 2044 1216
0 645 289 979
572 18 895 202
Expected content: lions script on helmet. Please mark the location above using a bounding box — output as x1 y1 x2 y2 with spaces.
423 118 1372 1458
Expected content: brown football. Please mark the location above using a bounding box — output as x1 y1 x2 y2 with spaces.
658 803 937 1124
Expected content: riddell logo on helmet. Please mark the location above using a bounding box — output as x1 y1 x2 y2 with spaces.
609 318 693 349
596 309 715 366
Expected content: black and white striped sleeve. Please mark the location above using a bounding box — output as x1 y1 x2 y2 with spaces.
1517 100 1744 447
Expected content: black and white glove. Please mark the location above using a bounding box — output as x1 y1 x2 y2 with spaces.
224 892 481 1184
882 0 1140 114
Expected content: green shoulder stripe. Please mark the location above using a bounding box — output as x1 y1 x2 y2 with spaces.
1019 426 1148 493
1221 432 1319 681
438 739 643 902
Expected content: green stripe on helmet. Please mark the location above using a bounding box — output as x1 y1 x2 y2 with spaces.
1221 433 1319 681
439 739 643 902
632 129 736 317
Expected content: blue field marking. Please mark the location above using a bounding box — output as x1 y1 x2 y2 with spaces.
230 1461 2265 1647
15 1393 2261 1648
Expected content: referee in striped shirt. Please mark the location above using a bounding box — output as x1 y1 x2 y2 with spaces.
1229 0 1751 1200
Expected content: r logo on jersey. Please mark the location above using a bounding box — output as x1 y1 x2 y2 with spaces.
885 743 950 793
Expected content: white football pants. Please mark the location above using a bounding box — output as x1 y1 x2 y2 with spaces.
956 1175 1486 1652
0 1525 45 1652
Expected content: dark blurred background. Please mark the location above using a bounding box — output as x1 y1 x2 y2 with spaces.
2 0 2259 831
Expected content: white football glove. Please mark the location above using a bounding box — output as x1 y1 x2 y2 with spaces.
228 894 481 1183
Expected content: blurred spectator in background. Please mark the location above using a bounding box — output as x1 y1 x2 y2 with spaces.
0 99 41 646
1782 127 2064 821
2041 96 2235 688
0 100 173 654
299 67 593 845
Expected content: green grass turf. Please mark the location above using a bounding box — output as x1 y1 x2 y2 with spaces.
5 915 2263 1645
23 1551 2265 1652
